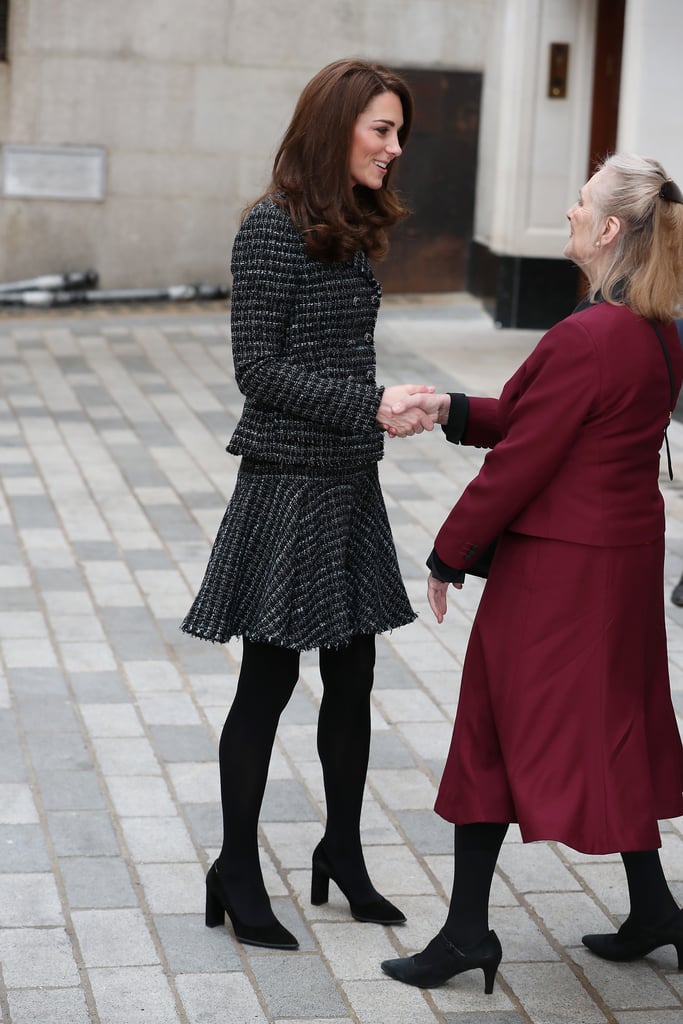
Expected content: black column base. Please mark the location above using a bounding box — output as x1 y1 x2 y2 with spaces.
468 241 582 329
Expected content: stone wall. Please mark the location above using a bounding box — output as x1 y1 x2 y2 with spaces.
0 0 492 287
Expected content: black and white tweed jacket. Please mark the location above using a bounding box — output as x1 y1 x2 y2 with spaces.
227 197 386 468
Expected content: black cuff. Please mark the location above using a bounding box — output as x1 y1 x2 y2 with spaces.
441 393 469 444
426 547 466 584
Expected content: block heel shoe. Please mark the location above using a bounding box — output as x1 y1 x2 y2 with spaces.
310 841 406 925
381 929 502 992
205 861 298 950
582 909 683 967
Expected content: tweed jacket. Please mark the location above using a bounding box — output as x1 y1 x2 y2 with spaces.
227 197 386 468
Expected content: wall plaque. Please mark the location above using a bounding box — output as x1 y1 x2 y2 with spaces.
2 144 106 200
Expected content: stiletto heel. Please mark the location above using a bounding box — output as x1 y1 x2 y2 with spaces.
381 929 502 991
311 840 406 924
582 908 683 966
205 862 299 950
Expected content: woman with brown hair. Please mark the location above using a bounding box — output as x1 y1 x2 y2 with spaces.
182 59 435 951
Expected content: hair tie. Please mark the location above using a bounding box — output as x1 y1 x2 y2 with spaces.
659 178 683 204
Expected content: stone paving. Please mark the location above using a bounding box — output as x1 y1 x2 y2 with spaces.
0 297 682 1024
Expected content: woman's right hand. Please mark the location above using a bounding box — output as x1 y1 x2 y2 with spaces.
377 384 442 436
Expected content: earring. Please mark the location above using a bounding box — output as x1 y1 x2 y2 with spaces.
594 240 601 248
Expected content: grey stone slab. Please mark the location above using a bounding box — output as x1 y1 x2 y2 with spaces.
153 912 242 972
181 492 226 509
33 568 85 590
0 925 80 986
47 811 120 857
0 587 41 611
17 694 80 733
88 965 181 1022
122 549 177 571
248 953 347 1017
260 780 319 822
107 631 169 660
384 482 430 501
368 731 416 769
0 711 27 783
9 495 59 528
280 687 318 726
26 731 93 772
70 671 131 703
172 639 234 674
373 654 420 689
396 550 429 580
149 725 217 763
8 666 68 695
99 606 159 634
59 856 137 908
147 518 204 545
0 823 51 871
36 769 106 811
71 541 120 561
395 810 454 854
443 1016 526 1024
183 803 222 847
7 986 91 1024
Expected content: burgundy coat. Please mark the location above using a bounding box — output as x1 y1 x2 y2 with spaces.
433 302 683 853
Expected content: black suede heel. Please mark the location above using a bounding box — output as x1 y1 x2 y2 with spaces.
311 841 406 925
205 862 298 950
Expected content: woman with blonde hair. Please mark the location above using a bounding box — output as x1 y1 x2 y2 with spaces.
382 154 683 990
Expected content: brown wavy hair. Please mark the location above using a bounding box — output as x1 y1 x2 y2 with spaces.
589 153 683 322
250 58 414 263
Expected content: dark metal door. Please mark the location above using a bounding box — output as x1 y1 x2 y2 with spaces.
378 68 482 293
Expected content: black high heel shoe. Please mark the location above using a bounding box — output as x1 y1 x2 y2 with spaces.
310 841 406 925
381 929 502 992
205 861 298 950
582 909 683 967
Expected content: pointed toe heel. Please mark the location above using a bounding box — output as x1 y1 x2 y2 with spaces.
381 929 502 992
205 862 299 951
311 841 406 925
582 909 683 967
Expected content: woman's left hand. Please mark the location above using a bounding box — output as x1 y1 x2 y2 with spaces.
427 572 461 623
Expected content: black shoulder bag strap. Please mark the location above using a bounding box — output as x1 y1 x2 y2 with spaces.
649 319 675 481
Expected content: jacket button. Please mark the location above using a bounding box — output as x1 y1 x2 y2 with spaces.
364 332 373 343
353 296 361 306
371 295 380 306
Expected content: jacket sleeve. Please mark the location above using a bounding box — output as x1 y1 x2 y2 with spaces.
435 318 600 570
230 202 384 434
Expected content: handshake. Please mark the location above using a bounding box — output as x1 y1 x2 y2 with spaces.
376 384 450 438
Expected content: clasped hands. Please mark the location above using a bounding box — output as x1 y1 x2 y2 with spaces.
377 384 450 437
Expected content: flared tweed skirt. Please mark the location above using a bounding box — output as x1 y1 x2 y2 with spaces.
181 459 416 650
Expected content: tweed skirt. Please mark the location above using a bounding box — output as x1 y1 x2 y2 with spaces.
180 459 416 650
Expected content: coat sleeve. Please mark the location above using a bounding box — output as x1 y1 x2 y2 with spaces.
435 318 600 570
230 202 384 434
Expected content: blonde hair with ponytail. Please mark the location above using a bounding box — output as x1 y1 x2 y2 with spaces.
589 153 683 322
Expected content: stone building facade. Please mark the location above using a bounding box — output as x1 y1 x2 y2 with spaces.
0 0 680 325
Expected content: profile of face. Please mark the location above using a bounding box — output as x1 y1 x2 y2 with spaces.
564 167 613 271
349 91 404 190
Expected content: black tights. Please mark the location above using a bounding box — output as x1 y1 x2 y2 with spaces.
442 823 508 947
216 634 376 924
621 850 678 926
437 825 678 949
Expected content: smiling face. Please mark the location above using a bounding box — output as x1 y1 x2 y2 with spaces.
349 91 404 190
